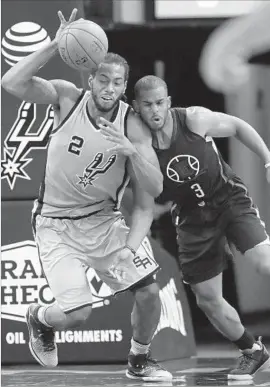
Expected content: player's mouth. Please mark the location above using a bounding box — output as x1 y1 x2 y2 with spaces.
152 116 162 124
101 96 113 102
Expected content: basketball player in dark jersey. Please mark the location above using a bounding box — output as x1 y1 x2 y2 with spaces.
200 2 270 93
1 11 172 381
133 75 270 380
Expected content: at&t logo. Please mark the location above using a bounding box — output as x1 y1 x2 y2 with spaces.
1 22 51 67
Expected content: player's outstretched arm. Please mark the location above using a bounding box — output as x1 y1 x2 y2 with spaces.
125 164 155 251
1 8 78 104
187 106 270 182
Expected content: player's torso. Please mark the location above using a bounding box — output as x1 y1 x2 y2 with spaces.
155 108 234 208
34 91 130 218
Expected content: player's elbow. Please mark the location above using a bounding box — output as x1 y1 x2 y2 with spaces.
144 181 163 198
153 175 163 198
154 181 163 198
1 73 14 92
2 72 21 95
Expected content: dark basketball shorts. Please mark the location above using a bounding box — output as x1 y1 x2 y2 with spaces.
173 181 270 285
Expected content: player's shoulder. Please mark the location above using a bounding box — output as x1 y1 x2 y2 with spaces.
126 108 152 143
185 106 215 132
50 79 82 103
186 106 213 119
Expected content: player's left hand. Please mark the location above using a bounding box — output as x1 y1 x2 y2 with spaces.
98 117 137 156
266 166 270 184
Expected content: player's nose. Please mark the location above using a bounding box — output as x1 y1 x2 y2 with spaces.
152 104 159 113
105 82 114 93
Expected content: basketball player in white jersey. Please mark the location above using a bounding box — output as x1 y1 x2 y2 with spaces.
200 2 270 93
1 9 172 382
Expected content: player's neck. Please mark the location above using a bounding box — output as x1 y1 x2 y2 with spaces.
152 111 173 149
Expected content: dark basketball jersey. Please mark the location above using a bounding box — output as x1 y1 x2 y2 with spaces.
154 108 236 208
33 91 130 218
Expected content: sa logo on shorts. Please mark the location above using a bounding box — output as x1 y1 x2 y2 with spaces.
133 237 155 270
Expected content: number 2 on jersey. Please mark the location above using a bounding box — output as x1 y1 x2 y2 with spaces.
68 135 84 156
191 183 205 198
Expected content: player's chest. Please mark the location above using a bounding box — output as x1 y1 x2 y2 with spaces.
158 138 211 175
47 129 124 175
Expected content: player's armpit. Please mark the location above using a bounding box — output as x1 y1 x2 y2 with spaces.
51 79 81 106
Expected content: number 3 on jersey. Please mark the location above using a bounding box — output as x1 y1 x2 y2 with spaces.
191 183 205 198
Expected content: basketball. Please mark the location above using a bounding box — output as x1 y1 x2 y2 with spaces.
58 19 108 71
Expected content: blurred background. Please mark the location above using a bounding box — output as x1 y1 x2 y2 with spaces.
1 0 270 365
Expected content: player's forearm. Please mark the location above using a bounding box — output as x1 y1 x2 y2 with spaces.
235 119 270 165
1 40 58 91
126 206 154 251
129 152 163 198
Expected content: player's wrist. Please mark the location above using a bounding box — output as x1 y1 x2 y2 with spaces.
127 143 137 157
124 244 137 255
51 39 60 49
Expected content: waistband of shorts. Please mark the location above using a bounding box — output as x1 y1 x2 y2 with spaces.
34 208 106 222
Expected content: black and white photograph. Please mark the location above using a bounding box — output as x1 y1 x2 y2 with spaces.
1 1 270 386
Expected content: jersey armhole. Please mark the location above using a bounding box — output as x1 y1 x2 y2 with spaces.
50 89 86 136
124 105 132 138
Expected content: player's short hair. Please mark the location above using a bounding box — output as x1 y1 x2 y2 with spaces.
92 52 129 82
134 75 168 99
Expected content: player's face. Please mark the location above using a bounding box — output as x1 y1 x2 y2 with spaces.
90 63 126 112
134 87 171 131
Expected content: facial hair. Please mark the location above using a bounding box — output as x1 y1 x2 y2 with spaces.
91 89 123 113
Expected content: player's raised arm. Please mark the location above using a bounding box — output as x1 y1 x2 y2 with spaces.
187 107 270 180
1 9 78 104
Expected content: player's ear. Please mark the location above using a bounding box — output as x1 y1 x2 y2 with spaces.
168 96 171 108
123 81 127 94
88 75 93 89
132 99 139 113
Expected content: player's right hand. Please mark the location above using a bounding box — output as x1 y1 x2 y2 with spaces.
54 8 78 43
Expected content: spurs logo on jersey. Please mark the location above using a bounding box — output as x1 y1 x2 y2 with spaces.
77 152 117 189
1 102 54 190
167 154 200 183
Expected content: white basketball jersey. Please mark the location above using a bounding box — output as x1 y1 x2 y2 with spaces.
33 91 130 218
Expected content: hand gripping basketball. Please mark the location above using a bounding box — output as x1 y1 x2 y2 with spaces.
54 8 78 43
